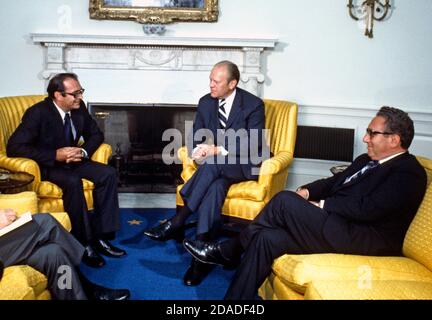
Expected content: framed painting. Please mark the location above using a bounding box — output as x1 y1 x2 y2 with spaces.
89 0 219 24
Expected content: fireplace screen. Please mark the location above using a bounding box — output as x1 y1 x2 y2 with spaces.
89 102 196 193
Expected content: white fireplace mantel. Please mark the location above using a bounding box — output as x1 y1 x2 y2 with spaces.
30 33 278 97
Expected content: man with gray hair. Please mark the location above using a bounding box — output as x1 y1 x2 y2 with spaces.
144 60 266 286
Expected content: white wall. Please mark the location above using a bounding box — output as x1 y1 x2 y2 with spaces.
1 0 432 107
1 0 431 187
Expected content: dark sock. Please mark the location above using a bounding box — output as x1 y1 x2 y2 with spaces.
170 205 192 228
219 237 244 261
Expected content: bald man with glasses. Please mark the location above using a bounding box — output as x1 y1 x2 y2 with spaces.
7 73 126 269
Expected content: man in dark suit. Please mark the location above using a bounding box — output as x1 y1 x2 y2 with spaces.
144 60 266 286
183 106 428 299
7 73 126 268
0 209 129 300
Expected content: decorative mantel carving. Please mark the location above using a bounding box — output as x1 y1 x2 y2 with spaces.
30 33 277 97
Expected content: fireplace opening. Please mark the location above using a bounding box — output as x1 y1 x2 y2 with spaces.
89 102 196 193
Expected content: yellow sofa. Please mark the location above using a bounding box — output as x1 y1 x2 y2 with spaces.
176 99 298 221
0 95 112 213
0 191 71 300
259 156 432 300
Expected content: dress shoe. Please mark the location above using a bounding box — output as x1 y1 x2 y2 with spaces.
82 245 106 268
183 259 214 286
93 239 127 258
87 283 130 300
183 239 238 268
143 219 184 242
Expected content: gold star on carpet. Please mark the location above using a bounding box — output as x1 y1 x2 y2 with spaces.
128 219 143 226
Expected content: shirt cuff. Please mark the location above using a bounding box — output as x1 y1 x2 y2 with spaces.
219 146 229 156
319 200 325 209
296 187 309 200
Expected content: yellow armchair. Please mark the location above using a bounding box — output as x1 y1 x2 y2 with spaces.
259 156 432 300
176 99 298 220
0 95 112 213
0 191 71 300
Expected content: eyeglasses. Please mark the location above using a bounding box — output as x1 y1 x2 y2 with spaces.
365 128 393 138
62 89 85 98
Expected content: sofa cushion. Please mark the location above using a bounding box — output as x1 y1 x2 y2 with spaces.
403 182 432 272
49 212 72 232
259 272 304 300
226 180 267 201
37 179 94 198
0 265 47 300
272 253 432 291
305 280 432 300
0 191 38 214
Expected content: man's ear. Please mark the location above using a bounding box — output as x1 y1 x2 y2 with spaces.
391 134 401 147
54 91 65 100
229 79 238 90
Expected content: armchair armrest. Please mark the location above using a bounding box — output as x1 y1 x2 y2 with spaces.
177 146 198 182
90 143 112 164
258 151 294 182
0 154 41 191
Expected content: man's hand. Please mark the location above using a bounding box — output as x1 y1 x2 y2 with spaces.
192 144 220 161
296 188 309 200
0 209 17 229
56 147 83 163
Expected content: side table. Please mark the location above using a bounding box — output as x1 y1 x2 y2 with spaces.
0 170 35 194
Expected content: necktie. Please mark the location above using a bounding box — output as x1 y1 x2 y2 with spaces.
64 113 74 146
343 160 379 184
218 98 227 130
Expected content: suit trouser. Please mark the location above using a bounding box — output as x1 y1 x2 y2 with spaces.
180 162 249 236
0 214 87 300
224 191 333 300
43 160 120 245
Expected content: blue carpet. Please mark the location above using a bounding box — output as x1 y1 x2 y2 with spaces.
80 208 236 300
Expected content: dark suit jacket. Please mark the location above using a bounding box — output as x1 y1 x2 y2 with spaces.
6 97 103 174
303 152 427 256
189 87 265 180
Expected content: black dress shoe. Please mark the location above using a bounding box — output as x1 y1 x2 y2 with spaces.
82 246 106 268
93 239 127 258
183 259 214 286
87 283 130 300
183 239 238 268
143 220 184 242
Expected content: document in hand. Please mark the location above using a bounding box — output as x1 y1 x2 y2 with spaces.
0 211 33 237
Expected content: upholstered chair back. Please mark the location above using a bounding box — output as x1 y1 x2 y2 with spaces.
263 99 298 156
0 95 46 153
402 156 432 272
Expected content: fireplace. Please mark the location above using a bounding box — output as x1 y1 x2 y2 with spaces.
89 102 196 193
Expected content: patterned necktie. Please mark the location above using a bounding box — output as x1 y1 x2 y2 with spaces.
64 113 74 146
343 160 379 184
218 98 227 129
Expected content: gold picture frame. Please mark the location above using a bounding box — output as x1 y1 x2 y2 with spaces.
89 0 219 24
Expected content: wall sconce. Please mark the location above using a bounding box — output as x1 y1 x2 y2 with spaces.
348 0 391 38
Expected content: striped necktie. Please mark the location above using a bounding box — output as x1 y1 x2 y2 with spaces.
64 113 74 146
218 98 227 129
343 160 379 184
